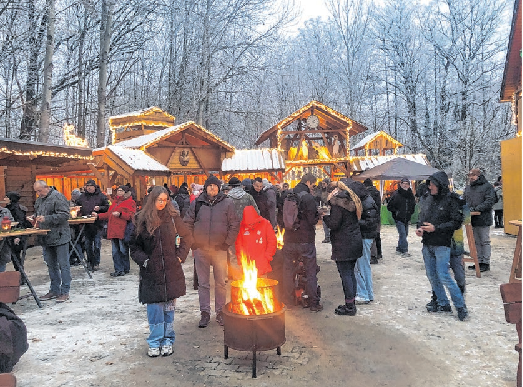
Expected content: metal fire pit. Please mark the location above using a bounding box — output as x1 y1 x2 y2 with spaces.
223 302 286 378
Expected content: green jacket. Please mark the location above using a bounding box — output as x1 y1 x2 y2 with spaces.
34 188 71 246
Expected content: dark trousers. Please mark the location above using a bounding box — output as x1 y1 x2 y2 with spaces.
282 242 320 305
336 260 357 302
494 210 504 228
84 232 101 267
371 222 382 258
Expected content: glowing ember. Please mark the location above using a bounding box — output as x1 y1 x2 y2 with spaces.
230 254 278 315
276 226 285 250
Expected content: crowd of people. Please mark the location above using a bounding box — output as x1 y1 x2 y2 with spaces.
0 167 504 359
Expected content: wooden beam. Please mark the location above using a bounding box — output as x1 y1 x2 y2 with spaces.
87 163 106 188
0 167 6 199
268 171 282 183
190 148 210 177
109 171 119 186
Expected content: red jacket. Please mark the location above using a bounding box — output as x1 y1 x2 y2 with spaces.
235 206 276 276
97 196 136 240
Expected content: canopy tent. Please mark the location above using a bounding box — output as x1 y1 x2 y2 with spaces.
354 157 440 181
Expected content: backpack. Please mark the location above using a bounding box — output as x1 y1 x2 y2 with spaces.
282 190 307 231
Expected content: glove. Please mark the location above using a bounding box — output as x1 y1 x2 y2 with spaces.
215 243 229 251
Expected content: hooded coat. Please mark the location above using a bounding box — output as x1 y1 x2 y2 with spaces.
343 180 379 240
174 186 191 218
322 190 363 261
227 186 259 221
34 188 71 246
464 174 496 227
281 182 319 244
0 302 28 373
130 209 193 304
417 171 463 247
249 186 271 222
235 206 277 275
97 196 136 240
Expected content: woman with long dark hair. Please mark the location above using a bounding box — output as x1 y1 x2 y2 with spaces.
322 181 363 316
130 186 193 357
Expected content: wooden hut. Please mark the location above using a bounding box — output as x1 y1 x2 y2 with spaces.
351 131 403 157
0 138 94 213
499 0 522 236
254 101 368 182
93 116 235 201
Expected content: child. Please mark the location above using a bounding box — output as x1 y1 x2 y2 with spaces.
235 206 276 276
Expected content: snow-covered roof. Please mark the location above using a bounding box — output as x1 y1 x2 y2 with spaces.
222 149 285 172
350 154 429 172
351 130 402 150
108 145 170 172
113 121 234 151
108 106 174 121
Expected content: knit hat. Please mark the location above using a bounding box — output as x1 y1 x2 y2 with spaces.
228 177 242 187
400 177 410 184
118 185 130 193
71 189 81 200
241 178 252 189
85 179 96 186
204 175 221 189
468 168 481 177
180 182 188 188
363 178 374 187
5 191 21 203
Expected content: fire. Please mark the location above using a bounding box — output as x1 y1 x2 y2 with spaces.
276 226 285 250
230 254 276 315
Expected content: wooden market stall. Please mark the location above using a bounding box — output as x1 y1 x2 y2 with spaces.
0 137 94 213
254 101 368 185
351 130 403 157
221 149 286 183
499 0 522 236
93 111 235 201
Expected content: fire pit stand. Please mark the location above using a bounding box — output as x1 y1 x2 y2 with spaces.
223 302 286 378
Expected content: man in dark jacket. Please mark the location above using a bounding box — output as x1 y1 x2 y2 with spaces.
344 179 379 304
32 181 72 303
0 302 28 373
184 175 240 328
282 173 322 311
464 168 496 272
174 183 191 218
387 178 416 256
249 177 271 222
76 180 109 271
416 171 467 321
364 179 382 263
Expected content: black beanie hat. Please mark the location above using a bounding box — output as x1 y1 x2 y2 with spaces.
6 191 21 203
204 175 221 189
228 177 241 187
363 178 373 187
86 179 96 186
119 185 131 193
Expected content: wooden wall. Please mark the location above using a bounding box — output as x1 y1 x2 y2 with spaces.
4 166 36 214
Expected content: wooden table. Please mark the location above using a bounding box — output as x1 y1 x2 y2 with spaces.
509 220 522 283
68 217 96 279
0 228 50 308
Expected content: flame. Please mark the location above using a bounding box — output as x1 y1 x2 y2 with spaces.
230 254 276 315
63 123 89 148
276 226 285 250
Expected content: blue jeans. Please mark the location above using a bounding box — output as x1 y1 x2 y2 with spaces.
322 221 330 241
355 238 374 301
146 301 175 348
450 240 465 289
422 245 465 308
336 260 357 302
42 243 71 295
111 239 130 273
395 220 409 253
84 232 101 266
194 249 228 314
282 242 320 305
0 263 6 272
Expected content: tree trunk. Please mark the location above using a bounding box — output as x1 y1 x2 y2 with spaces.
77 7 87 139
38 0 55 143
97 0 113 147
196 0 212 126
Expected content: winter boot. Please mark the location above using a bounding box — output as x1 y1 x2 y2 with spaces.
426 291 438 310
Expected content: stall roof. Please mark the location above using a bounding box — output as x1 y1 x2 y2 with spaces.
114 121 234 152
255 101 368 146
222 149 285 172
107 146 170 173
351 131 403 151
109 106 176 128
353 156 439 181
350 154 429 172
500 0 522 102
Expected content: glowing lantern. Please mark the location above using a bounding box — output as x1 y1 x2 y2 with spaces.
1 217 11 231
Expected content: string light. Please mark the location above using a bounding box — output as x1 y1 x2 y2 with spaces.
63 123 89 148
0 147 93 160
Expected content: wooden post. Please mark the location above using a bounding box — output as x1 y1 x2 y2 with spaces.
463 224 481 278
0 167 6 199
509 220 522 283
